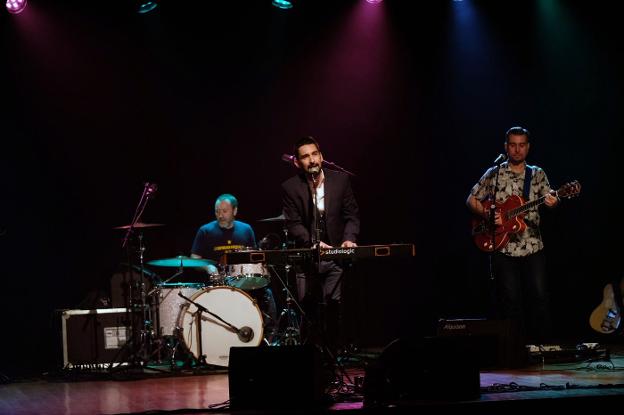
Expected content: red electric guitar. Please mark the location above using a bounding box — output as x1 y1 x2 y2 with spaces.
471 180 581 252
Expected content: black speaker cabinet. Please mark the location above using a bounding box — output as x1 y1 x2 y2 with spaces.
60 308 133 367
437 318 526 369
228 345 325 410
364 336 480 406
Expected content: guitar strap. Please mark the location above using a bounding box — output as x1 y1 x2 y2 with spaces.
522 165 532 200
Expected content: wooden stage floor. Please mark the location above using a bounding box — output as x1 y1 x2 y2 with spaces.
3 344 624 414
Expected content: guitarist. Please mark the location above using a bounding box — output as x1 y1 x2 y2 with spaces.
466 126 559 345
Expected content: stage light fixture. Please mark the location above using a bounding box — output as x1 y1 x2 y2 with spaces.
137 0 158 14
366 0 383 3
6 0 27 14
272 0 293 10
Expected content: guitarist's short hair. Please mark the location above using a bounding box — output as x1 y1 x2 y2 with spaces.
505 126 531 143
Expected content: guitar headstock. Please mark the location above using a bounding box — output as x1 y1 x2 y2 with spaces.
557 180 581 199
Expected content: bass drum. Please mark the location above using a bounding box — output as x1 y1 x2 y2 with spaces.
179 286 264 367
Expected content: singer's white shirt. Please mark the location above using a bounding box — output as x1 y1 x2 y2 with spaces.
315 183 325 213
308 172 325 213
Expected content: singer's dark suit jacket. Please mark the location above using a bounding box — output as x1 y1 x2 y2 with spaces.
281 169 360 247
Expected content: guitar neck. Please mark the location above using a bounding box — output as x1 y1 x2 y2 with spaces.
506 195 547 219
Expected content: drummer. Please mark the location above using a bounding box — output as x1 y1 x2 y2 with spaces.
190 193 277 339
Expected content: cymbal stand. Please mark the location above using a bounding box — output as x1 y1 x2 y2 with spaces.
112 182 161 372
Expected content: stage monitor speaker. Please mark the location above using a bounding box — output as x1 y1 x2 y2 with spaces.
437 318 526 369
228 345 325 410
363 336 480 406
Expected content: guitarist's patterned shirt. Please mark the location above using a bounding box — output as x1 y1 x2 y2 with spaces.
470 162 553 257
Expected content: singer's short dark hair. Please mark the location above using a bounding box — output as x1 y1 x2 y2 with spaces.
505 126 530 143
294 136 321 159
215 193 238 209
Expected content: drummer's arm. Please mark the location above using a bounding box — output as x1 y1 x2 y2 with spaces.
190 253 218 273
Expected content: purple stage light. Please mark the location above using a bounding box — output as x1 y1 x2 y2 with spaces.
6 0 27 14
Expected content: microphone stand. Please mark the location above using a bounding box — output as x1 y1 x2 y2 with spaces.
488 160 504 280
177 292 254 345
311 172 322 268
322 160 356 177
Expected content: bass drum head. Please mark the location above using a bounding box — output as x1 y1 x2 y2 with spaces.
179 286 263 367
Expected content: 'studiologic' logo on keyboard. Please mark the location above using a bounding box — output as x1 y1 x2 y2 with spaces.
321 248 356 256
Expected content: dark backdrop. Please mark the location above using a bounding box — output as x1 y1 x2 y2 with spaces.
1 0 622 376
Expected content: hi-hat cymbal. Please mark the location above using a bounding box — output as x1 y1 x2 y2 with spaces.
257 213 286 222
146 256 216 267
113 222 165 230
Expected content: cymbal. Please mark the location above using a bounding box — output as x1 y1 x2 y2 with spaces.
146 256 216 267
113 222 165 230
257 213 286 222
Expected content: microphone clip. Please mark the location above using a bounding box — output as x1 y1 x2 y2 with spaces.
493 154 507 165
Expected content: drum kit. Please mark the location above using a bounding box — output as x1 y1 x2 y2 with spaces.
112 212 300 369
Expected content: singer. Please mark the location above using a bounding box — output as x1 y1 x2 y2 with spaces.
281 136 360 352
466 126 558 345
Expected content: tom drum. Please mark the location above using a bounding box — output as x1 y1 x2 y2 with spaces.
155 282 205 337
225 263 271 291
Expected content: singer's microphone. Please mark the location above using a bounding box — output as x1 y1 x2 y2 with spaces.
237 326 254 343
282 154 296 164
145 182 158 197
493 154 507 164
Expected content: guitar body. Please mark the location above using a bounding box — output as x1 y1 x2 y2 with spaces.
472 195 528 252
589 283 621 334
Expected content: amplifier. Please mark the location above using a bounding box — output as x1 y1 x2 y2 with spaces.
437 318 526 369
60 308 133 368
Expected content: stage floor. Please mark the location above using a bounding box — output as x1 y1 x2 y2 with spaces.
3 344 624 414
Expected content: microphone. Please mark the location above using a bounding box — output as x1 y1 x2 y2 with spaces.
493 154 507 164
282 154 296 164
237 326 254 343
145 182 158 197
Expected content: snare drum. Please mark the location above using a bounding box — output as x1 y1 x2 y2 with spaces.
178 286 263 367
225 263 270 291
155 282 205 337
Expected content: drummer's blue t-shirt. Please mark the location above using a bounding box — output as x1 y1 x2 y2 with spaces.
191 220 256 261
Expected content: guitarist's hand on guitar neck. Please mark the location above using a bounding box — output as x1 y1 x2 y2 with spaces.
544 191 559 207
489 191 556 226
